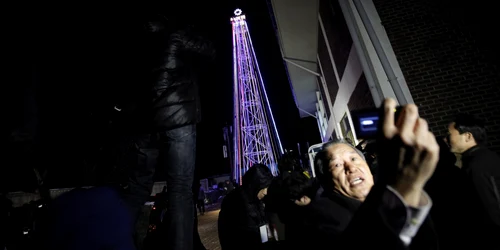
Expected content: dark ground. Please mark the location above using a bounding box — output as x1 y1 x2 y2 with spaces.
198 203 222 250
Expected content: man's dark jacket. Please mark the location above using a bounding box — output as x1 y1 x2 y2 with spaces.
294 186 438 250
459 145 500 247
116 22 214 132
150 27 214 131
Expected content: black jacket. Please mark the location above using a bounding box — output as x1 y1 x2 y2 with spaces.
149 27 214 131
218 188 268 250
461 145 500 226
295 186 438 250
115 23 214 133
218 165 274 250
459 145 500 247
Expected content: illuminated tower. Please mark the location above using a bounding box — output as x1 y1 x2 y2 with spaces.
231 9 283 183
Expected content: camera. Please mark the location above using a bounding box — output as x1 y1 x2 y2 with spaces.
350 106 402 139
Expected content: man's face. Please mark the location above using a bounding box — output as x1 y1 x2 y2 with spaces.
325 143 374 201
447 122 470 154
257 188 268 200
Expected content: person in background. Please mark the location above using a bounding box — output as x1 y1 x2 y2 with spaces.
197 184 206 215
121 11 215 250
224 179 235 194
218 164 275 250
264 152 317 245
446 113 500 247
192 178 207 250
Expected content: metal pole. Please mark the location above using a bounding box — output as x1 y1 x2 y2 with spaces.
283 57 321 77
351 0 410 105
338 0 383 106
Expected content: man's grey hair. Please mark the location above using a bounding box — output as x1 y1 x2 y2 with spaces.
314 139 366 182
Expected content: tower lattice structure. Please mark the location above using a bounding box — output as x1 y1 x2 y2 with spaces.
231 9 283 184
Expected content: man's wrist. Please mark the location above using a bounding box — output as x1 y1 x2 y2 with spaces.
391 182 425 207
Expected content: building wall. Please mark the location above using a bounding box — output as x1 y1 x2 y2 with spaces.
319 0 352 79
317 75 331 119
318 30 340 105
316 0 374 143
373 0 500 153
348 73 375 112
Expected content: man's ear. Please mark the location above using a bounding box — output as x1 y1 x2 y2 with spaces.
465 132 475 143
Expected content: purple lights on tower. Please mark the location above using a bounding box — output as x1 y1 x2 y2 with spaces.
231 9 283 184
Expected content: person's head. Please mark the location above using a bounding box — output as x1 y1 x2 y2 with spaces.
314 140 374 201
281 170 315 206
242 164 274 200
447 113 486 154
278 152 302 173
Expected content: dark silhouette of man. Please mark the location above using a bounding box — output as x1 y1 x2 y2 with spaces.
446 114 500 247
121 12 214 250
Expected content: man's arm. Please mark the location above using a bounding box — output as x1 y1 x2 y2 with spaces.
385 186 432 245
340 99 439 249
339 185 434 249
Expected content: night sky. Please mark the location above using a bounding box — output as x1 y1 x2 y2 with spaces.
4 1 319 191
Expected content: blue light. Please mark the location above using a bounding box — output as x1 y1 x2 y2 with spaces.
361 120 374 125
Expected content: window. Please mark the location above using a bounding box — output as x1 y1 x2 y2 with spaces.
340 112 355 146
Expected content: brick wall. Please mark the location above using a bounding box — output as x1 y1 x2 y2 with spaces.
373 0 500 153
348 74 376 112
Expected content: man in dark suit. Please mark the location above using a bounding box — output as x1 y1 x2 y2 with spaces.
120 11 214 250
297 99 439 249
447 113 500 247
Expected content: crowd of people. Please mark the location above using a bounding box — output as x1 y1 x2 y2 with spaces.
218 99 500 250
2 6 499 250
